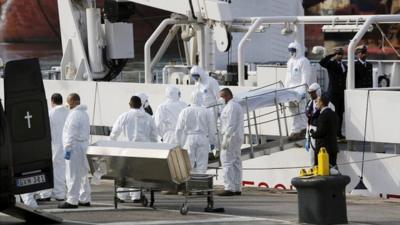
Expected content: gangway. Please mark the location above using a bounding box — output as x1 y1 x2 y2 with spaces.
209 82 308 166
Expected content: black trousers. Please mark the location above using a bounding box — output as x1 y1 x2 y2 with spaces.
314 148 338 167
330 94 344 137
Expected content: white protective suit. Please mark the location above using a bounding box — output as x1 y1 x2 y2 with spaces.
63 105 91 206
110 108 157 200
220 99 244 192
175 92 215 174
40 105 69 200
154 87 187 144
285 41 313 134
110 108 157 142
190 66 220 107
190 66 220 149
135 92 153 115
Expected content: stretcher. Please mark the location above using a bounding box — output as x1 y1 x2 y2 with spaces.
235 84 306 111
87 141 221 215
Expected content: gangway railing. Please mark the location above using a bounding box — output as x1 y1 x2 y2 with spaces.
209 83 308 160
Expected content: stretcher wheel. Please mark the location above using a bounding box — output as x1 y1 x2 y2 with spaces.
141 197 148 207
180 203 188 215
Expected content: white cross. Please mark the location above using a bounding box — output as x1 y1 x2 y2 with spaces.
24 111 33 129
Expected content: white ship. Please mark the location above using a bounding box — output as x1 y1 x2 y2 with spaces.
2 0 400 200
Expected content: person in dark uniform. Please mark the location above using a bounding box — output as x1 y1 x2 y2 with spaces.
305 83 335 166
355 45 373 88
310 94 339 167
319 47 347 140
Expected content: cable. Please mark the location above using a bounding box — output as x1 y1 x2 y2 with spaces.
188 0 197 20
375 23 400 58
176 32 184 64
359 90 371 180
90 82 98 143
209 154 400 171
36 0 60 39
130 15 171 21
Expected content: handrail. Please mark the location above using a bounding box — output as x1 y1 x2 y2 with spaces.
248 81 285 92
244 111 305 128
209 84 308 158
244 83 308 100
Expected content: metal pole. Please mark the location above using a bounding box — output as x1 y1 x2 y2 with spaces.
347 17 374 90
274 99 284 150
150 25 180 69
145 18 181 84
213 105 222 164
252 110 259 145
236 14 400 87
282 104 289 136
245 97 254 158
238 18 262 86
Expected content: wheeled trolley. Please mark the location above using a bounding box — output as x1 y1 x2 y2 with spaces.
87 141 222 215
113 173 215 215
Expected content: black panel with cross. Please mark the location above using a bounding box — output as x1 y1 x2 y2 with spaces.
3 58 53 195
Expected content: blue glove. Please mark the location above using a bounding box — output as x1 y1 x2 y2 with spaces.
305 140 310 152
64 151 72 160
210 144 215 150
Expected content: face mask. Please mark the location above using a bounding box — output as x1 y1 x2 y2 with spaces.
192 74 200 81
288 48 296 58
218 97 226 105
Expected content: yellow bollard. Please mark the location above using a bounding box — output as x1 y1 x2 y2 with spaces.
307 168 314 176
317 147 330 176
313 166 319 176
300 168 307 176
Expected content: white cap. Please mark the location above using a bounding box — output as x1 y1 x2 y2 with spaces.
308 83 322 96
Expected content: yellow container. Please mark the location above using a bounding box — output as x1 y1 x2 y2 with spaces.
318 147 330 176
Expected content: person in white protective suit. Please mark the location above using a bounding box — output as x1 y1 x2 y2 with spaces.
155 86 187 144
135 92 153 116
110 96 157 202
285 41 314 140
38 93 69 202
190 66 220 154
190 66 220 107
58 93 91 209
175 91 216 174
305 83 335 166
218 88 244 196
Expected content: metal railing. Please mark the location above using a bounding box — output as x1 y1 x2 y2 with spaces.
209 82 308 159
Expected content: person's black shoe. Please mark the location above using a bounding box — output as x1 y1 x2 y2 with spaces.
78 202 91 207
234 191 242 196
132 199 141 203
58 202 78 209
55 198 65 202
116 199 126 203
217 190 235 196
37 197 51 202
